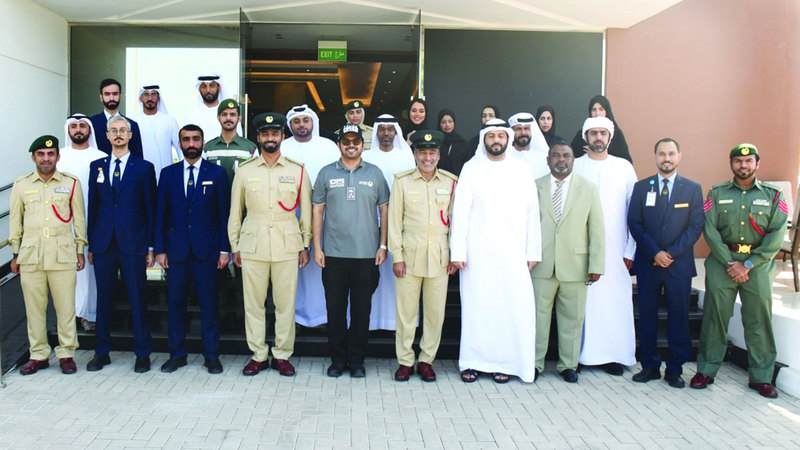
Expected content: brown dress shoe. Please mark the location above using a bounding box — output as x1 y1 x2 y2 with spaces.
394 364 414 381
690 373 714 389
417 362 436 382
59 358 77 374
20 359 49 375
270 358 296 376
242 359 269 376
748 382 779 399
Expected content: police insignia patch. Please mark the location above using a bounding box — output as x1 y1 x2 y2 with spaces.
266 116 274 123
228 101 235 108
424 134 432 141
45 140 53 147
741 147 750 155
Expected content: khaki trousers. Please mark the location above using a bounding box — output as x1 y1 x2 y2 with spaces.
242 259 298 361
394 273 448 366
532 277 587 372
20 269 78 360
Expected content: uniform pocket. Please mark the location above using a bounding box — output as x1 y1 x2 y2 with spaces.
57 235 77 263
284 229 304 253
17 237 39 264
244 184 266 205
278 185 299 209
573 246 589 255
238 221 258 253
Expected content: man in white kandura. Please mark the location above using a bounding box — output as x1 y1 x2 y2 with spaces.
131 84 181 181
509 111 550 179
450 118 541 384
57 114 107 332
362 114 416 330
281 104 341 328
183 74 241 142
573 116 638 376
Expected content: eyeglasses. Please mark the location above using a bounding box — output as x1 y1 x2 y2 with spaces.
340 138 362 146
108 129 129 135
141 92 159 98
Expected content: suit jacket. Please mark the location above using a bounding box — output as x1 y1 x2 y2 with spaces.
87 154 156 255
628 173 704 278
90 112 144 158
154 160 231 261
531 173 605 282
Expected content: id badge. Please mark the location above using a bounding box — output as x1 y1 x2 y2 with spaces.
645 191 656 207
346 186 356 201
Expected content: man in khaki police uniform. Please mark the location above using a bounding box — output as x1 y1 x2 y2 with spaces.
9 135 87 375
228 112 312 377
388 130 457 382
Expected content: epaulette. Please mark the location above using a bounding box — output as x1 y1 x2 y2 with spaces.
284 156 305 167
16 172 35 182
60 171 80 181
711 181 731 189
238 157 258 168
760 181 781 192
438 169 458 181
394 168 416 179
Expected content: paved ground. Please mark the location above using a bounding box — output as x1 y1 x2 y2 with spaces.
0 351 798 449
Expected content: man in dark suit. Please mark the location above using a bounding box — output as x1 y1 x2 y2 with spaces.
155 125 230 374
628 138 704 388
87 115 156 373
90 78 144 158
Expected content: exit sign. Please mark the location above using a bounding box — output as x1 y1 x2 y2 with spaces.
318 40 347 61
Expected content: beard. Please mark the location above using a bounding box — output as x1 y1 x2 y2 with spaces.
552 164 570 175
202 91 219 105
485 142 507 156
143 100 157 112
70 133 89 145
658 164 675 174
261 141 280 154
590 141 608 153
103 100 119 110
514 136 530 147
181 146 202 159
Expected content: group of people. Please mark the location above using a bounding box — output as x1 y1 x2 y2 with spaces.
8 78 788 399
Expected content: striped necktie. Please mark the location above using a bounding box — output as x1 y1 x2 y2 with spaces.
553 179 564 222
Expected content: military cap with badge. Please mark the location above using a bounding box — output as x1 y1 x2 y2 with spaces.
410 130 444 150
730 142 759 160
217 98 240 115
29 135 59 152
253 112 287 131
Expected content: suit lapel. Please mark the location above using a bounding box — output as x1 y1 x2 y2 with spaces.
559 176 579 221
539 178 556 222
99 157 114 197
189 162 208 205
117 156 135 197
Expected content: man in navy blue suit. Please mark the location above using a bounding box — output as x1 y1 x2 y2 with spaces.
86 115 156 373
628 138 704 388
90 78 144 158
155 125 230 374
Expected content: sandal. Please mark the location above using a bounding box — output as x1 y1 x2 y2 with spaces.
492 372 510 384
461 369 478 383
81 318 96 332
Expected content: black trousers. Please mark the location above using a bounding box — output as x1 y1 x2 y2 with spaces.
322 257 379 366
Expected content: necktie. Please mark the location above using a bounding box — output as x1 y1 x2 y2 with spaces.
661 178 670 198
553 179 564 222
658 178 669 215
187 165 195 199
113 159 121 196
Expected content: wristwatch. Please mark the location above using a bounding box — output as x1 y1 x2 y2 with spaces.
379 244 387 250
744 260 753 269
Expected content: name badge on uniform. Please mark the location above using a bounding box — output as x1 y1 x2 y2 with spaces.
645 191 656 207
54 186 71 194
330 178 345 188
436 188 450 195
346 187 356 201
718 199 733 204
246 178 261 182
202 181 213 186
24 189 39 195
279 176 295 184
674 203 689 208
753 199 770 206
97 168 105 184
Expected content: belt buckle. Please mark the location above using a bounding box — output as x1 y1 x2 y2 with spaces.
737 244 751 254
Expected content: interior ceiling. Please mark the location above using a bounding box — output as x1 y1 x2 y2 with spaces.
32 0 682 31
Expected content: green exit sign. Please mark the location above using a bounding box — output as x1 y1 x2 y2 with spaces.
318 40 347 61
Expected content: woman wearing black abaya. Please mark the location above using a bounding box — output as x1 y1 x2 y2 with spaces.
436 109 471 176
570 95 632 162
535 105 565 148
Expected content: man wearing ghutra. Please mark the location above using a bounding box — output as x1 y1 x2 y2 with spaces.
183 74 241 141
509 112 550 179
282 104 341 328
362 114 416 331
57 114 106 332
450 118 541 384
131 84 181 181
573 116 638 376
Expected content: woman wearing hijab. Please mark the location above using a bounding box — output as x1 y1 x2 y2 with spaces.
403 97 428 143
466 104 500 155
437 109 471 176
535 105 564 148
570 95 632 162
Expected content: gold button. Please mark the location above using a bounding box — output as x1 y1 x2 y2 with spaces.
46 218 50 222
741 205 745 209
740 237 745 241
45 201 49 204
429 201 432 205
429 221 433 225
740 221 744 225
428 241 432 245
44 184 48 188
759 212 763 215
270 205 273 209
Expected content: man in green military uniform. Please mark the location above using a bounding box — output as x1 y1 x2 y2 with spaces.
388 130 457 382
691 143 788 398
228 112 312 377
204 99 257 185
9 135 87 375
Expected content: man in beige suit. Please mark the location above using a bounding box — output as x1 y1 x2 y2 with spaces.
531 141 605 383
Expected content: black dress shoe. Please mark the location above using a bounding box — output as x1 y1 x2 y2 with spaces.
664 372 685 388
632 368 661 383
327 362 347 377
204 357 223 374
560 369 579 383
134 356 151 373
603 363 624 376
534 368 540 382
160 356 187 373
86 354 111 371
350 365 366 378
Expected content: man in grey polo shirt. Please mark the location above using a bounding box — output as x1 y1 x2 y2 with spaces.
312 124 390 378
